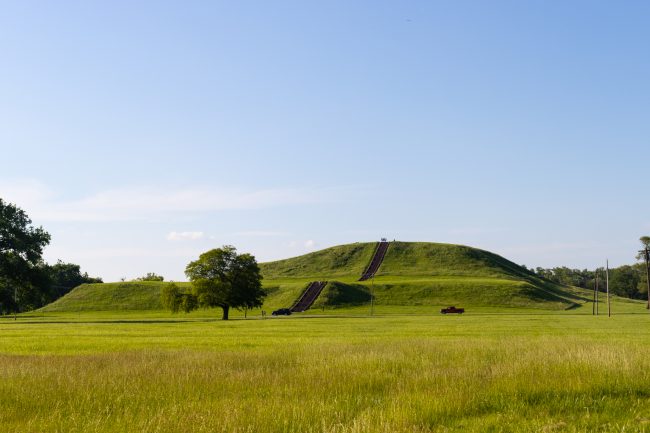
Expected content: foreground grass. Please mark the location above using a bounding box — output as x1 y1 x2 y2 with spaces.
2 311 650 432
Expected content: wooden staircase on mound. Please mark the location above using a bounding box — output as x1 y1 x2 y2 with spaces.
291 281 328 312
359 240 390 281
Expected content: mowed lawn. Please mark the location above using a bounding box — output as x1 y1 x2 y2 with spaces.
2 311 650 432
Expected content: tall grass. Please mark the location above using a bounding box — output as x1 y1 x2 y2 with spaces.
2 313 650 432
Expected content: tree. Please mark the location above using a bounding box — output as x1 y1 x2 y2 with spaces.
135 272 164 282
641 237 650 249
183 246 265 320
0 198 50 314
161 283 196 313
609 265 641 299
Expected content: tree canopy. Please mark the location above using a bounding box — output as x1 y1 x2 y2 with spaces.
0 198 51 313
162 246 265 319
640 236 650 249
0 199 102 314
533 263 649 300
135 272 164 282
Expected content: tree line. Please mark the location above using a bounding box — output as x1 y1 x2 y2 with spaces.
530 263 648 300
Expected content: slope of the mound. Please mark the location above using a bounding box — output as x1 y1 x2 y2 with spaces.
310 278 585 311
260 241 538 281
376 241 533 279
40 282 180 311
259 242 377 279
41 280 293 312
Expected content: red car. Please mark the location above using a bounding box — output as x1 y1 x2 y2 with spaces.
440 306 464 314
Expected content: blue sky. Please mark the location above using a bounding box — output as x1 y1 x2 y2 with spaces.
1 1 649 281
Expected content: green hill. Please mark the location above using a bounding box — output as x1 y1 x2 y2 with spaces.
258 242 376 280
260 241 540 281
42 241 607 313
377 241 534 279
41 282 184 312
257 241 599 311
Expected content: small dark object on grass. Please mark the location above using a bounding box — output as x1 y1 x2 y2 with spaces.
272 308 292 316
441 306 464 314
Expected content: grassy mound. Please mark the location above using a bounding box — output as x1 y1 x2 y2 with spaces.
260 241 542 281
40 282 186 312
259 241 591 311
42 241 599 312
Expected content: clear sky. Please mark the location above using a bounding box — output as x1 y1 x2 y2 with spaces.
1 1 649 281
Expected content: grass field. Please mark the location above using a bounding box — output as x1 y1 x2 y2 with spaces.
19 241 650 432
3 307 650 432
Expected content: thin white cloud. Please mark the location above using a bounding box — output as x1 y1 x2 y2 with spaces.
231 230 289 237
45 245 204 260
0 179 341 222
167 231 204 241
0 179 55 211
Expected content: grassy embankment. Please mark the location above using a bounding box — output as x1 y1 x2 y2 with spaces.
42 241 617 315
2 312 650 432
263 241 606 312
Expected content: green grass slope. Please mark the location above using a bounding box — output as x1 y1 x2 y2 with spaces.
41 241 637 313
260 241 544 281
377 241 535 279
40 282 186 312
259 241 598 311
258 242 377 280
310 278 583 312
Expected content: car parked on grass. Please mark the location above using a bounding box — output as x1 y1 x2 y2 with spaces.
272 308 292 316
440 306 464 314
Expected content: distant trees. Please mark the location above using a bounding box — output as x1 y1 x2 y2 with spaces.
609 265 641 299
534 262 648 300
161 246 265 320
135 272 164 282
534 266 593 288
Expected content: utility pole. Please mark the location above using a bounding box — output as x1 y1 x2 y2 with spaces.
606 260 611 318
370 275 375 316
596 271 598 316
639 247 650 310
592 271 597 315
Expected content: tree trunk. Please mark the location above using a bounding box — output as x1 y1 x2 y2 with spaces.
221 305 230 320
